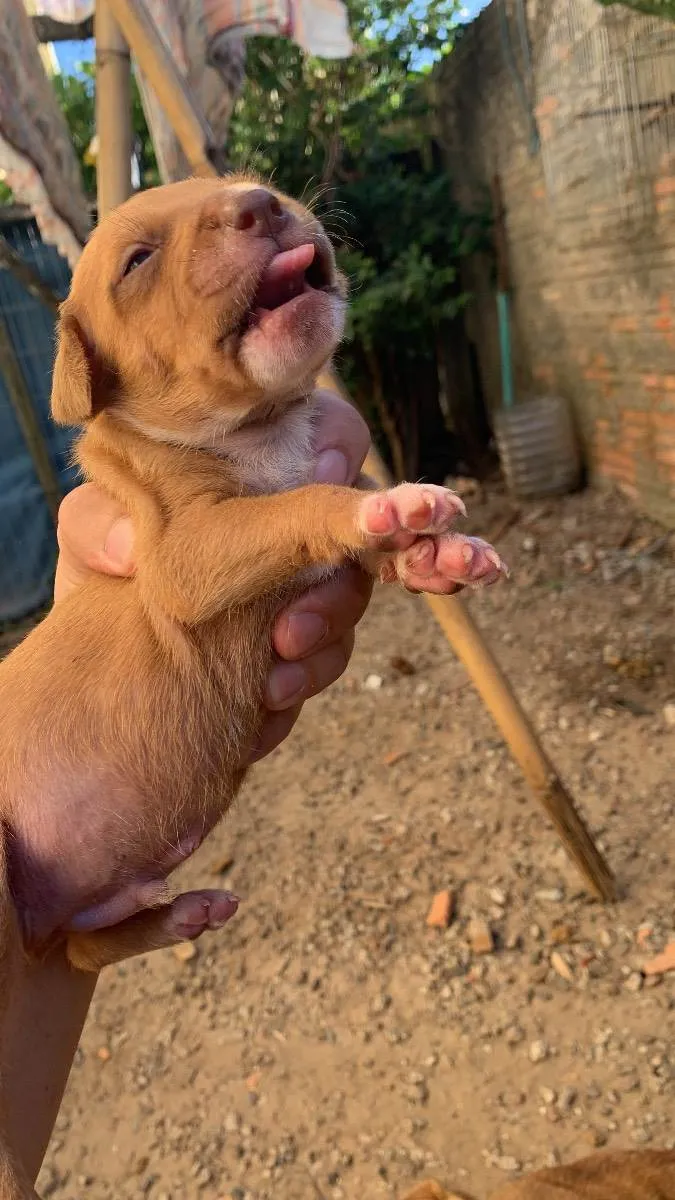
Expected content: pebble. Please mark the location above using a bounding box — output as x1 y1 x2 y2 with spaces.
426 890 455 929
663 703 675 727
550 951 574 983
364 674 383 691
624 972 644 993
529 1040 549 1064
172 942 198 963
468 919 494 956
495 1155 522 1173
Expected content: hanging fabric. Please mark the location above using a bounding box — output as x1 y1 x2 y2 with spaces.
0 0 90 265
203 0 352 59
289 0 352 58
26 0 94 18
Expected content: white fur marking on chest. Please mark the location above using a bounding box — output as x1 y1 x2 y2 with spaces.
224 403 317 495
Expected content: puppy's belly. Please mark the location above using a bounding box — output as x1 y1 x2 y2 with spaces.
0 578 275 952
5 757 243 949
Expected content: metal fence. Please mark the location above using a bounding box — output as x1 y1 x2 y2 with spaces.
0 212 76 635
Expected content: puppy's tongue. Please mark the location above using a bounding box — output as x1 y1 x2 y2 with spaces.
254 243 316 310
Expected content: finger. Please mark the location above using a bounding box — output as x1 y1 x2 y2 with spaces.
265 631 354 710
311 389 371 486
247 704 303 764
272 565 372 662
54 484 135 602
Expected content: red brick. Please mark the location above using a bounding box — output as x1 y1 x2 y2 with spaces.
654 176 675 196
535 95 559 118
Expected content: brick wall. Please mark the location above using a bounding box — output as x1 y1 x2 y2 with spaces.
435 0 675 524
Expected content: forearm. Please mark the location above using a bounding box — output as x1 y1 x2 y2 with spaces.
142 484 368 621
2 947 96 1181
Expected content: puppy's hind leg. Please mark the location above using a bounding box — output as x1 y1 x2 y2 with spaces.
66 889 239 973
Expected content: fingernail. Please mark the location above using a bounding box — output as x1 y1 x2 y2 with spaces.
267 663 308 708
314 448 349 485
286 612 328 653
103 517 135 570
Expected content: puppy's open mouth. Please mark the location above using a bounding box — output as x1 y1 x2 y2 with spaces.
243 242 333 331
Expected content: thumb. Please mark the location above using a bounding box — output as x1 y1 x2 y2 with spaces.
54 483 135 603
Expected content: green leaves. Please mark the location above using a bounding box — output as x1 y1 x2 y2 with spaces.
228 0 483 361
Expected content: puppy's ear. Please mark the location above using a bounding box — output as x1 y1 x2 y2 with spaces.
51 311 93 426
51 311 119 426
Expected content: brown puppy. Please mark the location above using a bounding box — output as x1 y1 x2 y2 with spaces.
403 1151 675 1200
0 177 506 1196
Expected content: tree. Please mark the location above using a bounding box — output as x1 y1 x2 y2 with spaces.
228 0 490 476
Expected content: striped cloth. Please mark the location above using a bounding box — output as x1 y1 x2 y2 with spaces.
204 0 352 57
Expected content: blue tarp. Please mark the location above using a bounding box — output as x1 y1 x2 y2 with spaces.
0 218 77 624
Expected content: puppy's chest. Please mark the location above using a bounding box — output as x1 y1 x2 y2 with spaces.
225 405 317 495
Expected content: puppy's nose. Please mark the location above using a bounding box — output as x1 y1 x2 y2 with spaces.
230 189 288 236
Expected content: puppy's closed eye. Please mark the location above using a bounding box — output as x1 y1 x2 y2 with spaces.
122 247 155 277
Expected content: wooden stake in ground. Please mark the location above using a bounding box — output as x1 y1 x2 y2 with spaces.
90 13 615 902
361 439 616 903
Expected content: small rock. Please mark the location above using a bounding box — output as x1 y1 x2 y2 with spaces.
539 1087 557 1106
505 1025 525 1046
426 890 455 929
624 972 644 993
535 888 564 903
663 703 675 727
643 942 675 977
549 923 575 946
551 951 574 983
522 535 537 553
557 1087 577 1113
364 674 383 691
390 655 416 676
489 887 507 906
529 1040 549 1064
495 1155 521 1173
468 919 494 956
172 941 198 963
583 1129 608 1149
96 1046 111 1062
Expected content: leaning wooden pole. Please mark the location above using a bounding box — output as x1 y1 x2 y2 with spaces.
362 438 616 902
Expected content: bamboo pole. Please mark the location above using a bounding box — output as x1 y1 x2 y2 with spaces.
362 439 616 902
104 0 222 178
0 316 61 526
95 0 133 215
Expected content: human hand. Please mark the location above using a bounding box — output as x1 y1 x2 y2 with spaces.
54 388 374 761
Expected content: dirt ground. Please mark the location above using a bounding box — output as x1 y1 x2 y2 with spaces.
39 481 674 1200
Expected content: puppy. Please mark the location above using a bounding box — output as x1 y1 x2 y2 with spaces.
0 177 506 1197
404 1149 675 1200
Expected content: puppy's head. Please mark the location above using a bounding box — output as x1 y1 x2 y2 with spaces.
51 176 346 444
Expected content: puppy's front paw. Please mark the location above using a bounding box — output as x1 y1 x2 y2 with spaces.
380 533 509 595
359 483 467 551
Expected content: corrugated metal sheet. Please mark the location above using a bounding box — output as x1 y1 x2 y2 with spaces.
0 216 78 625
